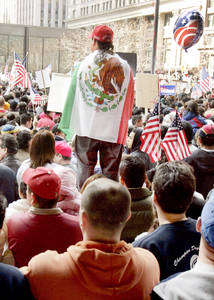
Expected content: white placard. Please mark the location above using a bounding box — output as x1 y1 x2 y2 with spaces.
47 73 72 113
135 73 159 109
35 69 51 89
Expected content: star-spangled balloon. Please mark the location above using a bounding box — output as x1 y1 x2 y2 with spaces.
173 10 204 51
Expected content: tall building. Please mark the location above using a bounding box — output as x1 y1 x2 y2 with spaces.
0 0 68 28
66 0 214 74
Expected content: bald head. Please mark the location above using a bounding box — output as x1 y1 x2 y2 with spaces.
81 178 131 231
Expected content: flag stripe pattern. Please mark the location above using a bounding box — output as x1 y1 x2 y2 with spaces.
13 53 30 88
30 86 47 106
162 111 191 161
199 67 210 93
173 11 204 50
140 102 161 163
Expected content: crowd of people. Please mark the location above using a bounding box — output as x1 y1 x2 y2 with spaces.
0 24 214 300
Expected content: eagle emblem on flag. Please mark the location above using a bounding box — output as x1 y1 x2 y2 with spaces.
79 52 128 112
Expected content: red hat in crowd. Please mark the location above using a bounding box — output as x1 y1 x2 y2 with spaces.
89 25 113 43
23 167 61 199
55 141 72 158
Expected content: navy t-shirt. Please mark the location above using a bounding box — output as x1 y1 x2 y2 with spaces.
0 263 34 300
133 218 201 280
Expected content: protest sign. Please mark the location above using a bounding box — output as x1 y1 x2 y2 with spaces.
47 73 72 113
160 85 176 96
135 73 159 109
35 69 51 89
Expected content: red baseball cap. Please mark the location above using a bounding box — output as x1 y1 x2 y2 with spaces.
89 25 113 43
23 167 61 199
55 141 72 158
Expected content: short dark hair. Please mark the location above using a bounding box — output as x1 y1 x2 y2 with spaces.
0 194 7 229
28 187 58 209
1 134 18 154
52 124 62 135
15 91 21 98
119 155 146 188
81 178 131 231
16 130 31 151
209 100 214 109
153 161 196 214
20 113 32 125
18 102 27 115
19 181 27 198
182 121 193 143
96 40 114 51
132 114 142 126
7 113 16 121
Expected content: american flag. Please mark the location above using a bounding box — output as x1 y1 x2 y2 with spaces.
199 67 210 93
30 86 47 106
140 102 161 163
12 52 30 88
162 111 191 162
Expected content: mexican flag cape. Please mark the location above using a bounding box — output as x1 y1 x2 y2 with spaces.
59 50 134 144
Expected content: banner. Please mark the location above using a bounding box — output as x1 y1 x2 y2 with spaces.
160 85 176 96
35 69 51 89
47 73 72 113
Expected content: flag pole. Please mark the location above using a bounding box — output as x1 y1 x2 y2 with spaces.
41 70 47 96
151 0 160 74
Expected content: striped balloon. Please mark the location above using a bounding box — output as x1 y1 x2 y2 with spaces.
173 10 204 51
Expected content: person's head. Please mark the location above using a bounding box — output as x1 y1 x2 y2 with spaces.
119 155 146 188
0 134 18 155
187 100 199 115
20 113 32 129
54 141 72 164
182 121 193 144
80 178 131 241
196 190 214 259
23 167 61 209
0 194 7 229
132 114 143 127
208 100 214 109
6 113 16 122
90 25 114 52
1 124 18 135
198 124 214 149
20 96 29 104
153 161 196 214
52 124 65 139
15 91 21 99
80 174 107 193
29 130 55 168
19 181 27 199
18 102 27 114
0 97 5 108
16 130 31 151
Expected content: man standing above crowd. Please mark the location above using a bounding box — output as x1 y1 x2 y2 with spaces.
60 25 134 188
21 178 159 300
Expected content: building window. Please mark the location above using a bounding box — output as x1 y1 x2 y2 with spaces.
164 12 172 27
209 0 214 7
41 0 44 26
48 0 51 27
55 0 59 27
163 38 171 65
208 14 214 27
